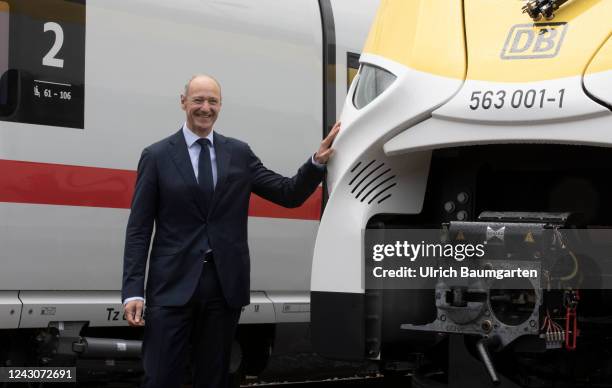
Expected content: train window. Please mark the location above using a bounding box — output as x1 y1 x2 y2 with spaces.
347 52 360 92
0 1 8 108
352 64 396 110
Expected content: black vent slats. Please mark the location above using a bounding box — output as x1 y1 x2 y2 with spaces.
351 162 384 194
350 161 362 173
349 160 376 186
356 168 392 198
348 160 397 204
368 183 396 204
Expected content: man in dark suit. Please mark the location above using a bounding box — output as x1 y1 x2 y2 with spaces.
122 74 339 388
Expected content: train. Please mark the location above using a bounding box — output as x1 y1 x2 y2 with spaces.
311 0 612 386
0 0 379 382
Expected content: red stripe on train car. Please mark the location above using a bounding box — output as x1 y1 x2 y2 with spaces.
249 188 322 220
0 159 322 220
0 159 136 209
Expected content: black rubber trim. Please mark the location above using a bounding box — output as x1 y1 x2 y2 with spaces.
583 77 612 111
347 52 361 71
347 52 361 92
318 0 336 213
311 291 365 360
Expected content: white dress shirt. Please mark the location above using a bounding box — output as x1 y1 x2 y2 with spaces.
182 124 218 187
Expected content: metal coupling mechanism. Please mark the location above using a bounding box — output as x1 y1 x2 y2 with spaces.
522 0 571 21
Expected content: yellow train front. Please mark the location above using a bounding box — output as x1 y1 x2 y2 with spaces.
311 0 612 386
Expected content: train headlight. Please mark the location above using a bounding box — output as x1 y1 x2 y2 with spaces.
352 64 396 109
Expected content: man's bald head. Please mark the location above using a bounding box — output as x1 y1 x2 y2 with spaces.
184 74 222 100
181 74 223 137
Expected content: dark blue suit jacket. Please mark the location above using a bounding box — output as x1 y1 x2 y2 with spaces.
121 129 324 308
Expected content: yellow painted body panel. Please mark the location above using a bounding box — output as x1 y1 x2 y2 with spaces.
586 34 612 74
364 0 611 82
362 0 466 79
347 67 358 89
465 0 612 82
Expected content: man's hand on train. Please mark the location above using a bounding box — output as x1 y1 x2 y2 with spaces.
124 300 145 327
314 121 341 164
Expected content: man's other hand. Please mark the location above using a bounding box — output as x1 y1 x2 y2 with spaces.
124 300 145 327
314 121 340 164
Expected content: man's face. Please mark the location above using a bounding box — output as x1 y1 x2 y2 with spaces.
181 76 222 135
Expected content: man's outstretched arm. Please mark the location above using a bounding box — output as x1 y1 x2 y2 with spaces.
251 122 340 207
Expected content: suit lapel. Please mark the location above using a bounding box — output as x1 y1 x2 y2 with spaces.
167 129 208 217
210 132 232 211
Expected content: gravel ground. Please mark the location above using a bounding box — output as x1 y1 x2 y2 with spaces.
258 352 378 382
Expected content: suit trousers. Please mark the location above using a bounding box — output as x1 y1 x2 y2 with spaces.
141 258 242 388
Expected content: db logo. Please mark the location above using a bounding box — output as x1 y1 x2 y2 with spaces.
501 22 568 59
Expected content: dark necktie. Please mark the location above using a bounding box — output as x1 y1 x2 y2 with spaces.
196 138 214 204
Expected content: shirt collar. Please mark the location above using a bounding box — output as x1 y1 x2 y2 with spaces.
182 123 214 148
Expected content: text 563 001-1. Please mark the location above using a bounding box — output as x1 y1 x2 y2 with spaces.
469 88 565 110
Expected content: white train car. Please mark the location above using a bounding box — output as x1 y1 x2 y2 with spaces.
0 0 379 379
